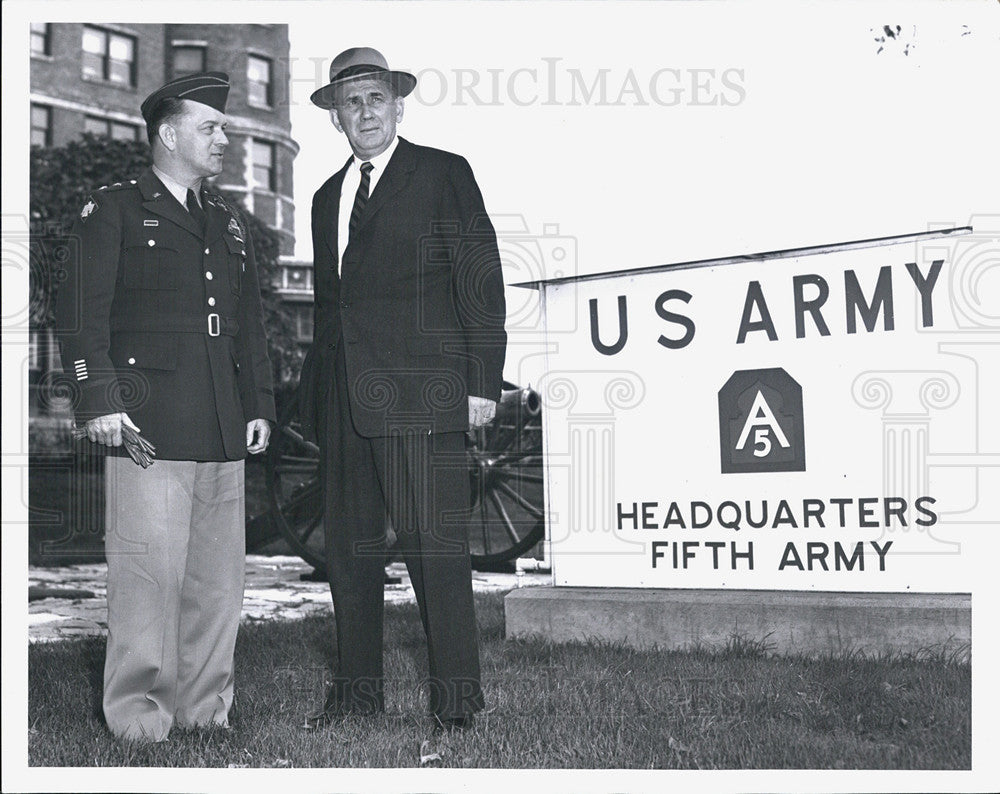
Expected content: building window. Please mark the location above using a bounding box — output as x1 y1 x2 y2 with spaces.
247 55 273 107
30 23 51 56
84 116 140 142
31 104 52 147
281 266 313 292
252 139 276 191
172 45 206 77
292 305 314 342
82 26 136 87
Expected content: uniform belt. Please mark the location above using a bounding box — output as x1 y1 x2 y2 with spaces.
111 313 240 337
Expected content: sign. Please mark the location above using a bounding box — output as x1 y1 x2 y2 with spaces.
527 228 999 592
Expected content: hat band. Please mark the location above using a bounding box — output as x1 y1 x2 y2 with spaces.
331 63 391 83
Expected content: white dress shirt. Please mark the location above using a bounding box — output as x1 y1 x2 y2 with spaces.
336 135 399 272
151 165 202 208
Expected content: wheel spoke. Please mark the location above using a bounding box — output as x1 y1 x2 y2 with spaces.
492 450 542 467
479 494 491 554
498 469 545 485
297 514 323 544
488 489 521 545
496 479 544 517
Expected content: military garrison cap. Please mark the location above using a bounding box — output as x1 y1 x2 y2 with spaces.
140 71 230 123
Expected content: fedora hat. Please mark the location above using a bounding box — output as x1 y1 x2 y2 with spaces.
310 47 416 109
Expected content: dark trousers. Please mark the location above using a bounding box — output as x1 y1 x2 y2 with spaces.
318 340 484 719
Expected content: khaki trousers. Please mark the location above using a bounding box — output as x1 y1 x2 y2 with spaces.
103 457 245 742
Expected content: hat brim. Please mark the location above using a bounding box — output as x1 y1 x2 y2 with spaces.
310 70 416 109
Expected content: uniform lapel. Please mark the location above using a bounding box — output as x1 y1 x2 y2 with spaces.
138 169 203 240
203 191 230 246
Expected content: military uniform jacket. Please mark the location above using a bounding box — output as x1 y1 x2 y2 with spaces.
298 137 507 440
55 168 276 461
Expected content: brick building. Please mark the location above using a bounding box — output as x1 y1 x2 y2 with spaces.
29 22 314 403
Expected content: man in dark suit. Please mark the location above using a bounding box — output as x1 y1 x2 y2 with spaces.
299 48 507 732
54 72 275 742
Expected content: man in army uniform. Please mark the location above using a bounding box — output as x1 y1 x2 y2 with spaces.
54 72 275 742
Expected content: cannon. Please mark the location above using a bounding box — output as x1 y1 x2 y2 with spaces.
264 382 544 572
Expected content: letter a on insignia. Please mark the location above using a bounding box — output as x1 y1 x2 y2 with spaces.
735 390 790 456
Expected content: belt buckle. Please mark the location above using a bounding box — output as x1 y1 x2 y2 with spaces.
207 313 221 337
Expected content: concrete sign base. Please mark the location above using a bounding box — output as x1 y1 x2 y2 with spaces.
505 587 970 659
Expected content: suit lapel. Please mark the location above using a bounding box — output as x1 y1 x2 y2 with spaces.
138 169 203 240
325 156 353 267
357 137 416 234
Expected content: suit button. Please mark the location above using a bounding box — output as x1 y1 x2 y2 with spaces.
208 297 216 306
128 357 136 365
206 271 214 280
205 248 210 255
147 240 155 247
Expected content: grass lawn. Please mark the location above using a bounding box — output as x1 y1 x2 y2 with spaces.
27 592 970 769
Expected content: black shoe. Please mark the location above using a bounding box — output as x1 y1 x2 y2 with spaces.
303 687 343 730
303 688 385 730
303 706 335 730
433 713 475 734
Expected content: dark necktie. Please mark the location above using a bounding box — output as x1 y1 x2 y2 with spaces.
348 161 374 243
186 188 207 234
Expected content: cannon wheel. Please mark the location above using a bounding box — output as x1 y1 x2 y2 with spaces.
265 384 544 572
465 386 545 567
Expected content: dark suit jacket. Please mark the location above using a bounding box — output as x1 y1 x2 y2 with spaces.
55 168 276 460
299 137 507 439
